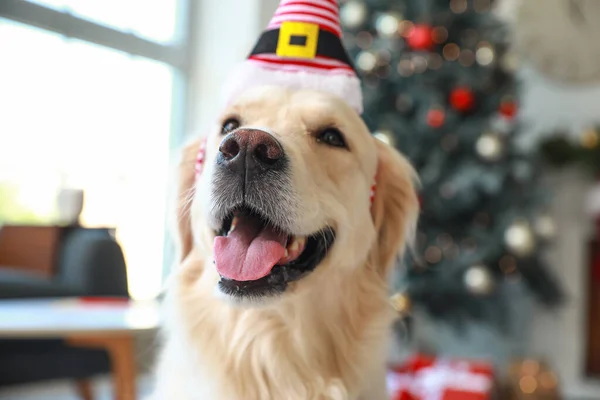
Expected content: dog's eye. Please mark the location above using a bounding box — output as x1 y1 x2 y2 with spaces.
317 128 347 149
221 118 240 135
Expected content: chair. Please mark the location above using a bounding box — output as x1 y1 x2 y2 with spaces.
0 226 129 399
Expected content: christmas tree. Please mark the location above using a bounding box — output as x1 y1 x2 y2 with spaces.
340 0 563 328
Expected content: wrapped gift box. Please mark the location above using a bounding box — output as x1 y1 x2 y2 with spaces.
388 353 496 400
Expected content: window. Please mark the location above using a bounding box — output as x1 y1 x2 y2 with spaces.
0 0 192 300
25 0 181 43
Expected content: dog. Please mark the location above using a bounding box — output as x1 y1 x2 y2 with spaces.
151 85 419 400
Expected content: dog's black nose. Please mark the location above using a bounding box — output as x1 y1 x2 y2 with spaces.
218 129 286 176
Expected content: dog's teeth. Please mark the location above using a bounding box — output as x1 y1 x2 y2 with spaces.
284 249 289 258
287 236 306 253
289 238 299 253
229 216 238 234
297 237 306 249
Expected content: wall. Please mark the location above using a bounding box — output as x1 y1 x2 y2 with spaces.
520 71 600 399
530 168 600 399
496 2 600 397
187 0 280 137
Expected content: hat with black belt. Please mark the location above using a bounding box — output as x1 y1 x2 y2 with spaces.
221 0 362 114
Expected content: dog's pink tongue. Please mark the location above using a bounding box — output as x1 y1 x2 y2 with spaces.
214 214 287 281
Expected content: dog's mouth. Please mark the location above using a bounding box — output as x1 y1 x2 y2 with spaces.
213 205 335 298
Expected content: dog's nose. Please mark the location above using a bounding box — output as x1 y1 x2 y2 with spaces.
218 128 285 176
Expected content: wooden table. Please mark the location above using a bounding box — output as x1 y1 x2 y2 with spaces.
0 298 160 400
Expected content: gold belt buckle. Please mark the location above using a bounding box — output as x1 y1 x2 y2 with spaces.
276 21 319 59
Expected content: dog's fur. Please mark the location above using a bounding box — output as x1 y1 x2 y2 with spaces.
151 86 419 400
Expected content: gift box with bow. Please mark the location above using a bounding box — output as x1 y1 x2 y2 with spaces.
387 353 497 400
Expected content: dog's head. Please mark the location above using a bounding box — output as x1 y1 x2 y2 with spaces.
176 85 418 305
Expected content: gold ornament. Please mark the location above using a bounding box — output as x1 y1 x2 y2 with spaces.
397 58 415 77
340 1 368 29
450 0 468 14
398 20 414 37
432 26 449 44
390 292 411 316
356 31 373 50
412 55 428 73
373 130 394 146
458 49 475 67
475 42 495 66
375 12 402 38
519 375 538 394
508 359 561 397
476 132 504 161
425 246 443 264
443 43 460 61
581 128 599 149
534 214 557 241
505 220 537 257
356 51 377 72
499 254 517 274
464 265 495 295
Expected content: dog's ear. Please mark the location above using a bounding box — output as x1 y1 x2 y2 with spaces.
370 139 420 277
176 138 202 262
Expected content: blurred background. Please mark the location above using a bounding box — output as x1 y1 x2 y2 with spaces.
0 0 599 399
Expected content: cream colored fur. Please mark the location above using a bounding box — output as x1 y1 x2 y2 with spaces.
151 86 419 400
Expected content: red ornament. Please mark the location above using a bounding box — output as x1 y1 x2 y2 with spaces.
499 101 517 119
450 87 475 112
406 24 434 51
427 109 445 128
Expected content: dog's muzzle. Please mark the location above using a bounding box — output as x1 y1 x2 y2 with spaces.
210 128 295 233
209 128 335 298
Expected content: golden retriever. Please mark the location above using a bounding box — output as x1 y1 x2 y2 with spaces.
151 85 419 400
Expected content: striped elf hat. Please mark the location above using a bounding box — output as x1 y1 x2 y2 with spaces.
221 0 363 114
